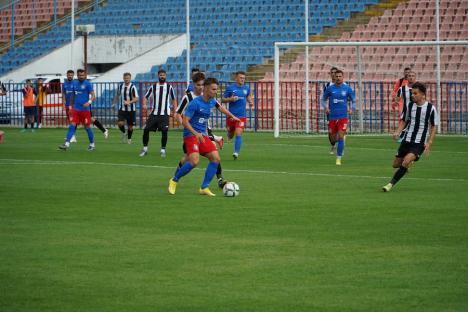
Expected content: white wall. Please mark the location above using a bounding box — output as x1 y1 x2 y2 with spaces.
93 34 186 82
88 34 179 64
0 34 186 83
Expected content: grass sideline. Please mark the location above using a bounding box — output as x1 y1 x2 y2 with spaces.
1 128 467 312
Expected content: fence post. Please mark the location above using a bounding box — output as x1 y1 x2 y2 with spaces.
380 81 384 133
253 81 258 132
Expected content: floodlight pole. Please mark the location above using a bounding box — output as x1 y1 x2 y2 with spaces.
304 0 310 134
71 0 75 69
186 0 190 85
435 0 441 133
356 45 364 133
274 44 280 138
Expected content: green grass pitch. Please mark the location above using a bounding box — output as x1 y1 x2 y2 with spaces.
1 128 467 312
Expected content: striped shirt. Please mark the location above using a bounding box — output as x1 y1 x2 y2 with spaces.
144 83 176 116
117 82 138 112
323 81 334 93
397 85 412 107
176 91 195 115
401 101 439 144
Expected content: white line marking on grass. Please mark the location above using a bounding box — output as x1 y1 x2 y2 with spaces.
1 158 467 183
259 143 468 154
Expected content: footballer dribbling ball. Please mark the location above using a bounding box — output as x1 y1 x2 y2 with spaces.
223 182 240 197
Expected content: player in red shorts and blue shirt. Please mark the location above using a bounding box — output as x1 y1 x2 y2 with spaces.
321 70 356 165
59 69 95 151
221 71 253 160
168 77 240 196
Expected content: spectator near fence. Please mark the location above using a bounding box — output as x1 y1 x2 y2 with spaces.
35 78 48 128
21 79 37 132
0 80 7 96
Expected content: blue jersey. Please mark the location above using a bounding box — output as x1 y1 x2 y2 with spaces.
223 83 250 118
322 83 356 120
183 96 219 139
73 79 93 111
62 79 74 107
186 82 194 93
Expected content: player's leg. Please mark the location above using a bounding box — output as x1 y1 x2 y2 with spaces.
159 116 169 158
59 117 79 151
226 117 235 142
174 143 188 176
117 111 126 142
92 116 108 138
84 113 95 151
208 126 223 149
169 138 199 194
335 119 348 165
127 112 134 144
383 143 419 192
233 126 243 160
140 116 156 156
216 163 227 188
200 147 220 196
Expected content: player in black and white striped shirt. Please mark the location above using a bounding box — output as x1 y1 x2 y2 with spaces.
174 72 227 188
394 71 417 142
139 69 177 157
383 82 438 192
112 72 139 144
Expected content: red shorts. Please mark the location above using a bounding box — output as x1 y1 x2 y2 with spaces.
227 117 246 132
71 110 92 127
328 118 348 135
184 135 217 155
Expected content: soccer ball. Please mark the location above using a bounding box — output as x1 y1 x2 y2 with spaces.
223 182 240 197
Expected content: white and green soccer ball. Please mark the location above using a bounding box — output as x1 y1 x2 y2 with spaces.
223 182 240 197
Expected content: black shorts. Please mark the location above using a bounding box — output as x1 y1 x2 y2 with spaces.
118 110 136 126
24 107 36 117
145 115 169 132
396 141 425 161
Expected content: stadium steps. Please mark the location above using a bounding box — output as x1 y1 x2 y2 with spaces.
245 0 409 81
0 0 104 57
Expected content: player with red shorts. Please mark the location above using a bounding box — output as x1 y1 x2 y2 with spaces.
221 71 253 160
321 70 356 165
168 77 240 196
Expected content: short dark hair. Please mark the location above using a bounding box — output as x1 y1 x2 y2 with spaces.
235 71 246 76
192 72 206 83
404 67 411 71
330 67 338 72
411 82 426 95
335 69 344 75
123 72 131 77
191 68 200 73
66 69 74 74
26 79 31 83
204 77 219 86
157 69 166 75
77 69 85 74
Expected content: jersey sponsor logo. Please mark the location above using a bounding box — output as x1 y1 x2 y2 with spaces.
198 117 206 124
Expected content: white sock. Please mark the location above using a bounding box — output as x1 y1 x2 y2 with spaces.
214 135 222 141
143 146 148 152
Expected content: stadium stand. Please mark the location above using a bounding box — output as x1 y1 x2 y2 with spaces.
261 0 467 82
1 0 380 79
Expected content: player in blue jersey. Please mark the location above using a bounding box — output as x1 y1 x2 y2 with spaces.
324 66 338 154
321 70 356 165
59 69 96 151
168 77 240 196
61 69 77 143
221 71 253 160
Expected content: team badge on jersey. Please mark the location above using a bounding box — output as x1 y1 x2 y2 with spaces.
243 90 247 95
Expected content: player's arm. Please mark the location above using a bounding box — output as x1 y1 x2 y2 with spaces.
247 88 254 108
216 103 240 121
175 96 188 125
221 87 238 103
84 90 96 107
142 87 152 110
321 88 330 114
424 108 438 154
182 115 204 143
391 80 400 100
111 89 121 109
